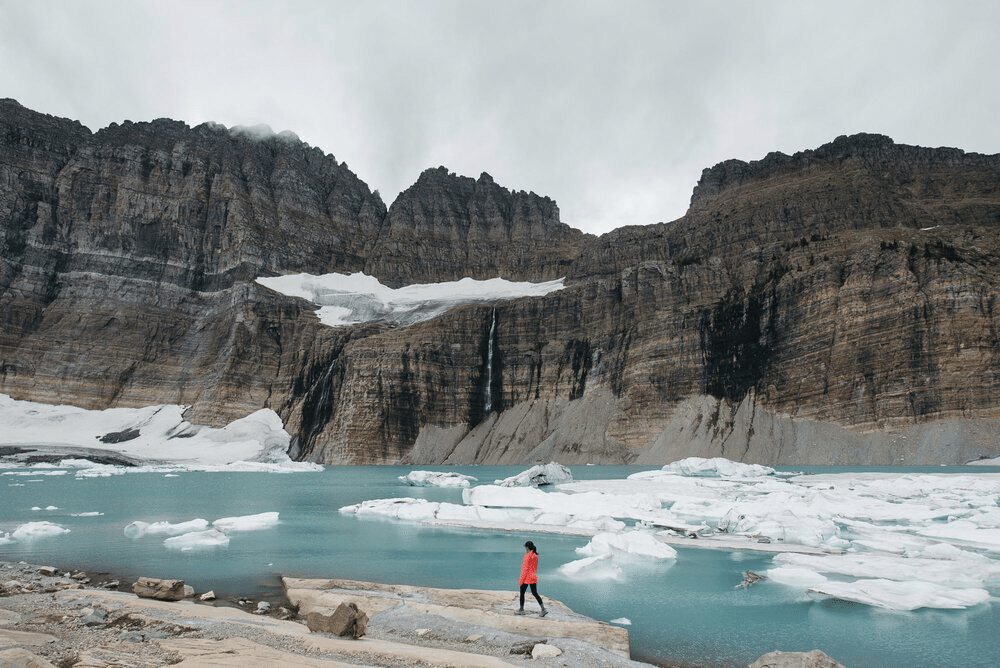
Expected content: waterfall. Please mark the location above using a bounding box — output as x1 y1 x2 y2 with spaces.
485 307 497 413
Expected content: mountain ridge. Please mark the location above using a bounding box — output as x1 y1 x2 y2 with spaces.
2 99 999 466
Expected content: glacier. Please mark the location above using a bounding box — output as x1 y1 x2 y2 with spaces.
255 271 565 327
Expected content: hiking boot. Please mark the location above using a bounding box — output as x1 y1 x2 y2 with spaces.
515 609 527 615
539 608 548 617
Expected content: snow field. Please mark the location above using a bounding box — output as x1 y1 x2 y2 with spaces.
0 393 321 472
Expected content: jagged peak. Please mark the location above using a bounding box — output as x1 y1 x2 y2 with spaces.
0 98 93 136
687 133 977 212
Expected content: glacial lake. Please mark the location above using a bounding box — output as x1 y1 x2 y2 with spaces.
2 464 998 668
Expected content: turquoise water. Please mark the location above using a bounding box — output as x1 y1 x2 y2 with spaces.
2 464 998 667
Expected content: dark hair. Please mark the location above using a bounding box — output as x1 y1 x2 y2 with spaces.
524 540 537 554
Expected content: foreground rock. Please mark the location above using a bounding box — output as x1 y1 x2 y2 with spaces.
132 577 185 601
284 576 633 661
1 562 653 667
750 649 846 668
306 602 368 639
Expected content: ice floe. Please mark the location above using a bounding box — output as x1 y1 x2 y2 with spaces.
0 393 322 473
256 271 565 328
212 512 280 532
124 519 210 539
399 471 478 487
164 528 230 551
342 456 1000 611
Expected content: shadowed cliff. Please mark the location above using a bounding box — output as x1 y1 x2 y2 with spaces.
2 99 999 465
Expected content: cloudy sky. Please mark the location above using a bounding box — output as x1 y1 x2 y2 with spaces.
2 0 997 234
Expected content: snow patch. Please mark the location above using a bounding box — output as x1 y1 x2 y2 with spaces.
255 272 565 328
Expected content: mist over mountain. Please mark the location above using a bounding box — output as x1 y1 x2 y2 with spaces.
2 98 999 465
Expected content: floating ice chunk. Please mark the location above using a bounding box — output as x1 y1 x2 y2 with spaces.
124 519 210 539
578 532 677 559
399 471 478 487
212 512 280 532
11 521 70 541
764 565 829 588
661 457 775 478
495 462 572 487
163 528 230 551
341 497 443 521
559 553 621 578
610 618 632 625
772 552 1000 589
70 511 103 517
808 579 990 611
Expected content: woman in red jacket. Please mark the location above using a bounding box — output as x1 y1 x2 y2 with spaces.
517 540 547 616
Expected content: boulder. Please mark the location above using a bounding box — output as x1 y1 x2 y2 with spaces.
738 571 766 588
200 590 216 601
132 577 186 601
750 649 846 668
532 643 562 658
305 602 368 639
0 648 57 668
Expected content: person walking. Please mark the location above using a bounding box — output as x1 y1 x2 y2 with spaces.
517 540 547 616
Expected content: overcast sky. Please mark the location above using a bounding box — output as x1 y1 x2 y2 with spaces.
2 0 998 235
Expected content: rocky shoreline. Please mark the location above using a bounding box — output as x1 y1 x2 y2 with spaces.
0 561 660 667
1 561 847 668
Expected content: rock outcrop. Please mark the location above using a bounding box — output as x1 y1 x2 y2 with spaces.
2 99 999 465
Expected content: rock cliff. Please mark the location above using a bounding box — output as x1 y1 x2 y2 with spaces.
2 99 999 465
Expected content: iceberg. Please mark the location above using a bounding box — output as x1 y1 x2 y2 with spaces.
8 521 70 541
124 519 210 538
495 462 573 487
577 531 678 560
399 471 478 487
660 457 775 478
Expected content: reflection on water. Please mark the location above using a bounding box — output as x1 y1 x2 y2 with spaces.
1 465 997 668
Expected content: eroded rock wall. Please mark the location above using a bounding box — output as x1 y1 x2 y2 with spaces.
3 100 999 465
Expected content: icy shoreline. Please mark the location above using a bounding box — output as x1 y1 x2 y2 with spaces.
347 459 1000 612
0 393 320 473
0 560 657 668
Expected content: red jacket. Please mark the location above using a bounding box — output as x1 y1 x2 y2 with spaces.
520 550 538 585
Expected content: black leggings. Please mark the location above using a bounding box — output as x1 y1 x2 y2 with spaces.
520 582 543 608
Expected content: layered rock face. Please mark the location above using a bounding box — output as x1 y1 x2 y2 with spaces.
364 167 591 287
2 99 999 465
